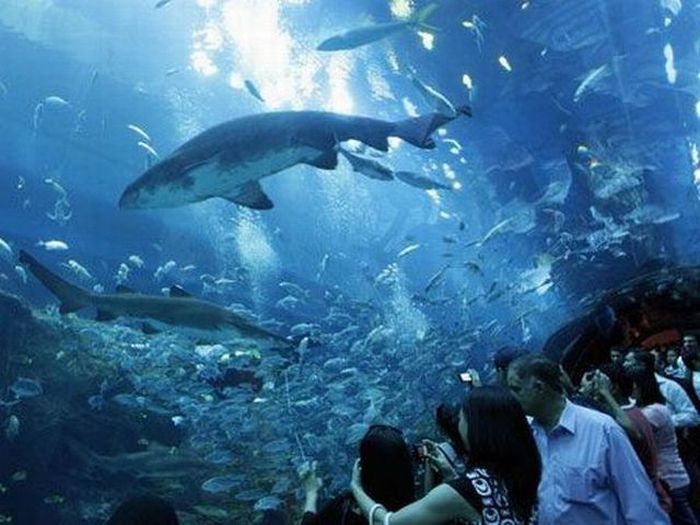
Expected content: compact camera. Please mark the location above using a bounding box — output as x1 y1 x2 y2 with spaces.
412 443 428 462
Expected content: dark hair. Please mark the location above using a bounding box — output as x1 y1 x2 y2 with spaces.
436 402 465 457
360 425 415 511
106 495 179 525
461 386 541 522
681 346 700 370
629 367 666 407
597 363 633 398
509 354 563 394
629 350 656 373
493 346 529 371
610 346 625 354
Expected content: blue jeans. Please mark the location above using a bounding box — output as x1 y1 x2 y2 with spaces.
670 485 699 525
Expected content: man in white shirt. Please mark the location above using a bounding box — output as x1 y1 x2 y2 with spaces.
508 354 670 525
624 351 700 428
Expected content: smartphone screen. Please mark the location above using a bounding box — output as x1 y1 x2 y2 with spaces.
458 372 473 384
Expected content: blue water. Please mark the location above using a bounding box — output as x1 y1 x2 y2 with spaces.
0 0 699 523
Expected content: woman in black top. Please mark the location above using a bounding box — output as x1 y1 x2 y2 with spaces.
301 424 415 525
351 386 541 525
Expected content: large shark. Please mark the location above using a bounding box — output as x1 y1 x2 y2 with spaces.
19 250 288 348
118 108 470 210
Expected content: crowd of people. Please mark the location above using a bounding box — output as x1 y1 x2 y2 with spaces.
300 336 700 525
105 335 700 525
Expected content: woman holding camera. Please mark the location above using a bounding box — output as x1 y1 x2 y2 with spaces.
350 386 541 525
300 424 416 525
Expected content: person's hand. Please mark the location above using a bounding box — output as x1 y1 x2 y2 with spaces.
593 370 612 397
423 440 455 478
300 460 323 495
351 459 362 490
578 372 596 398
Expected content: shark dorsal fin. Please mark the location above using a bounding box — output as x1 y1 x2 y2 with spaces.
169 285 192 298
116 285 136 294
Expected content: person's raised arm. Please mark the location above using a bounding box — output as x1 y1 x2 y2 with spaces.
593 371 642 442
299 461 323 524
350 459 478 525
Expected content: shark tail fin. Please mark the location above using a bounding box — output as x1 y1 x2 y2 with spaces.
410 2 440 32
19 250 91 313
392 112 453 149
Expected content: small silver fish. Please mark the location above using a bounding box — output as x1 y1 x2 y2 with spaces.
410 74 457 117
339 147 394 180
137 141 159 158
394 171 451 190
397 243 421 258
127 124 152 142
244 80 265 103
425 264 450 293
14 265 27 284
36 240 69 251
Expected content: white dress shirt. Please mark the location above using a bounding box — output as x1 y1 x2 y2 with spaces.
655 373 700 428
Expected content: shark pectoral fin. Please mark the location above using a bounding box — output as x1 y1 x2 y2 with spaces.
95 309 117 322
169 285 192 298
304 149 339 170
115 285 136 294
224 182 274 210
358 134 390 152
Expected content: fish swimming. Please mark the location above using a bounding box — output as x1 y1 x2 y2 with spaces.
410 74 457 117
397 243 421 258
127 124 152 142
394 170 451 190
244 80 265 103
0 238 13 262
19 250 288 348
573 64 610 102
425 264 450 293
317 3 439 51
338 147 394 180
36 240 69 251
61 259 93 281
119 109 468 210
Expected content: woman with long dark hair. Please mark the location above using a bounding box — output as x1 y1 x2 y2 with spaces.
300 425 415 524
631 367 698 525
350 386 541 525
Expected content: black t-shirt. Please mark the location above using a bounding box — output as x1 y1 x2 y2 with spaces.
448 468 532 525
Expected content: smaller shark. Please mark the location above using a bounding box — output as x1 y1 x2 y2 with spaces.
19 250 288 347
317 3 439 51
